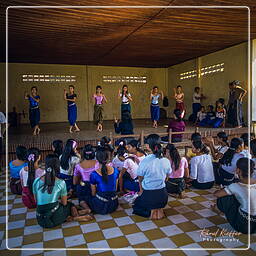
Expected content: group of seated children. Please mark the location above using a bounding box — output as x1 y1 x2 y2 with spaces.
8 132 256 234
196 99 226 128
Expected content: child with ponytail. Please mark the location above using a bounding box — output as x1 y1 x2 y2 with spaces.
133 134 171 220
189 140 215 189
33 154 92 228
165 144 189 198
20 147 44 208
87 147 119 214
217 137 245 185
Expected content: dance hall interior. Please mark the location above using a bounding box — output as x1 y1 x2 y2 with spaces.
0 1 256 256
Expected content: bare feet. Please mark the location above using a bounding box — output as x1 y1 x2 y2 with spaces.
73 215 94 222
78 209 91 215
211 203 222 214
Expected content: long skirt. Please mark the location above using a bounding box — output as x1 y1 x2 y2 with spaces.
10 177 22 195
176 102 185 113
166 178 185 194
87 191 118 214
121 103 131 114
123 173 140 192
132 187 168 218
217 195 256 234
150 104 160 121
68 104 77 126
93 104 103 125
58 173 74 192
36 201 73 228
191 180 214 190
76 181 91 203
227 100 243 127
212 117 224 128
22 187 36 209
29 107 40 128
215 167 235 186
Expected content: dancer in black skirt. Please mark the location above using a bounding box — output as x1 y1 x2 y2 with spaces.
24 86 41 136
132 134 171 219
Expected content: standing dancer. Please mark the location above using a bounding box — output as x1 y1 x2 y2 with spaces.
118 85 132 115
93 86 107 132
24 86 41 136
150 86 163 128
174 86 185 117
64 85 80 133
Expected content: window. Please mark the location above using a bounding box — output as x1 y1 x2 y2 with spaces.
200 63 224 76
22 74 76 82
102 75 147 84
180 70 197 80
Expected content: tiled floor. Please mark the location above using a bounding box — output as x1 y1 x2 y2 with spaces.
0 171 255 256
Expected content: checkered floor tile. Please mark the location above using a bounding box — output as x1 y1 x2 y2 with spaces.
0 171 255 256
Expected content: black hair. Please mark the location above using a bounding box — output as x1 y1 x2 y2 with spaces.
116 145 128 158
41 154 60 194
173 109 182 122
145 134 163 159
218 98 225 105
96 147 109 183
191 132 201 142
177 85 182 89
82 144 95 160
165 144 181 171
192 140 209 155
52 140 63 157
240 133 249 147
250 139 256 157
100 136 111 147
69 85 74 89
217 132 229 147
31 86 38 92
127 139 146 155
60 139 77 170
220 138 243 166
27 147 41 194
96 85 102 91
16 145 27 161
153 86 158 90
194 87 200 92
208 105 214 111
237 158 254 178
121 84 129 97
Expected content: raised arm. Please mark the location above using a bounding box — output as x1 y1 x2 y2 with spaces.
103 94 107 103
238 87 247 101
24 92 29 100
127 93 132 102
30 95 40 103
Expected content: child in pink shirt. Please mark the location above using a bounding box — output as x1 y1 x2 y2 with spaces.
165 144 189 198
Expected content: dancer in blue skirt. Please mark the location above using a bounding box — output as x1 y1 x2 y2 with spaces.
150 86 163 128
24 86 41 136
64 85 80 133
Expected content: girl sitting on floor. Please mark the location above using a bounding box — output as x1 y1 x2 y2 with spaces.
59 139 81 196
112 142 127 171
189 140 215 189
20 148 45 208
132 134 171 219
213 158 256 234
73 144 97 212
52 140 63 157
87 147 119 214
212 101 226 128
9 146 28 195
119 140 145 194
240 133 252 158
250 139 256 178
33 154 92 228
217 137 245 186
165 144 189 198
114 110 134 135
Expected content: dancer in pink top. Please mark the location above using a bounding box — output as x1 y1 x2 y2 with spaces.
93 86 107 132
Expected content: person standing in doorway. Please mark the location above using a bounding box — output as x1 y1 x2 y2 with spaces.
227 80 247 128
64 85 80 133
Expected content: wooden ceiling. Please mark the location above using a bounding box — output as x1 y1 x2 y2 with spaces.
1 0 256 67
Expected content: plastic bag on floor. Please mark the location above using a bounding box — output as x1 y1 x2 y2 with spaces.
119 191 139 205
